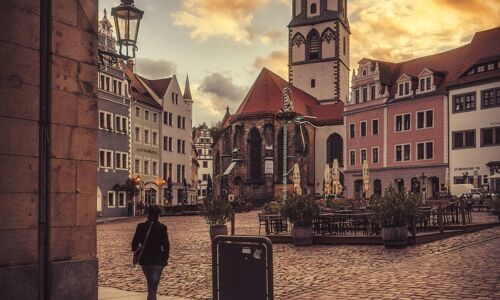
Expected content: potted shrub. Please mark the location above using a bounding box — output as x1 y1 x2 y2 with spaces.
280 193 319 246
200 196 233 241
370 186 421 248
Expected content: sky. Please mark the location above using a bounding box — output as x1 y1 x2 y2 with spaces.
99 0 500 126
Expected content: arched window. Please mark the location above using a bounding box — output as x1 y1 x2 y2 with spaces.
291 32 305 47
223 128 232 154
294 125 308 154
326 133 343 167
310 3 317 14
307 30 320 60
321 28 335 43
394 178 404 191
411 177 420 194
248 128 262 180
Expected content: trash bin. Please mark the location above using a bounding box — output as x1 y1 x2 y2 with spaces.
212 236 273 300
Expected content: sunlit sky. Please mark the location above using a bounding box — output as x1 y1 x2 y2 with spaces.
99 0 500 126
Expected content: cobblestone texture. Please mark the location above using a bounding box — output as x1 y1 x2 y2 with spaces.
98 211 500 299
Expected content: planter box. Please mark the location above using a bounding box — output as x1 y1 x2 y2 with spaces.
381 226 408 248
209 225 228 241
292 225 313 246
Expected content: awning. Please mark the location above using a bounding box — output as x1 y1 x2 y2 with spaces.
223 161 237 176
489 173 500 179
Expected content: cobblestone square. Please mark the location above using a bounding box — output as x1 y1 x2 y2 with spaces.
98 211 500 299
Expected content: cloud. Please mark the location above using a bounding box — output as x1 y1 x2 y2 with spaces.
171 0 271 44
134 57 177 79
253 50 288 78
349 0 500 67
198 73 248 105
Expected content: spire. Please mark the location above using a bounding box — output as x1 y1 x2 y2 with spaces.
103 8 107 19
183 74 192 100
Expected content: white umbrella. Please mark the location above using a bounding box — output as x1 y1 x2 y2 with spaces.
293 163 302 196
473 171 479 188
332 159 342 195
362 160 370 197
324 164 331 196
444 168 450 192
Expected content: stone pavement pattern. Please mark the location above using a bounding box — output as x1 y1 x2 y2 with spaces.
98 211 500 299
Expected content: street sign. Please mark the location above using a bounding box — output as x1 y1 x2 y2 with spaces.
212 236 273 300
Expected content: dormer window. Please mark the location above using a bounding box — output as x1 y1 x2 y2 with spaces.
398 82 410 97
419 76 432 92
310 3 317 14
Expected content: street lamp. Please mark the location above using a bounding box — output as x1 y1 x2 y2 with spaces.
99 0 144 66
132 175 143 215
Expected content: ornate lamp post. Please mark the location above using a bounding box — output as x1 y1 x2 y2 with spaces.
99 0 144 66
276 85 298 202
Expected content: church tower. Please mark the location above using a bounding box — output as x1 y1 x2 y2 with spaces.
288 0 350 104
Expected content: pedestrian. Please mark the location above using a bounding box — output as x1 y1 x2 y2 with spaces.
131 205 170 300
127 200 133 216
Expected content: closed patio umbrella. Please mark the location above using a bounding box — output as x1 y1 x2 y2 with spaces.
324 164 331 196
292 163 302 195
444 168 450 192
473 171 479 188
332 159 342 196
362 160 370 198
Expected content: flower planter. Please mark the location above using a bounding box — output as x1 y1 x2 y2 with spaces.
381 226 408 248
292 225 313 246
209 225 228 241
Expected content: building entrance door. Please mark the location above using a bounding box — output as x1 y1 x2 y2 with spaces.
145 189 157 206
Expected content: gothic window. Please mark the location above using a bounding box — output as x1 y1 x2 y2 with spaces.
233 124 244 150
223 128 232 154
326 133 344 167
310 3 317 14
291 33 305 47
248 127 262 180
321 28 335 43
263 123 274 147
307 30 321 60
294 125 309 154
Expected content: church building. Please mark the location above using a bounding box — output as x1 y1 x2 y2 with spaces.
212 0 349 204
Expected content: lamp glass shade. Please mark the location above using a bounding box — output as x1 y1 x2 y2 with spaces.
111 1 143 58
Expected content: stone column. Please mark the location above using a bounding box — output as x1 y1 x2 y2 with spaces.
0 1 98 299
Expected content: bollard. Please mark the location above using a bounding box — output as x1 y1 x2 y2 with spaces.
460 198 466 225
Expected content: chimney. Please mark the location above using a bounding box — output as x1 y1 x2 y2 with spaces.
127 59 135 71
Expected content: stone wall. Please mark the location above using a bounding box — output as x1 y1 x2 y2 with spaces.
0 0 98 299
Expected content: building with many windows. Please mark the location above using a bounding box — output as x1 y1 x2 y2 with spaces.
136 74 194 205
194 128 214 201
126 65 163 207
448 32 500 193
97 13 132 217
345 27 500 199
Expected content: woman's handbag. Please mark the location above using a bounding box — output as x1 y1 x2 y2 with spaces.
133 221 153 266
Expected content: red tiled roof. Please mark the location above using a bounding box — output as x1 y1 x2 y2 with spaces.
137 75 172 99
125 67 162 109
361 27 500 98
232 68 343 124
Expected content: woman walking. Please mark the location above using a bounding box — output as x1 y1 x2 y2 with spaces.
131 205 170 300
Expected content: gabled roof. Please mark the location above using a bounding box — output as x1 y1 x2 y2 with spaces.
231 68 343 125
137 75 172 99
359 27 500 99
125 66 162 109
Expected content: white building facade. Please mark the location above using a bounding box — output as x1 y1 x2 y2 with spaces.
448 57 500 193
194 128 214 201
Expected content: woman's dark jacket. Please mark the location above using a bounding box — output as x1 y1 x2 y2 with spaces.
131 220 170 266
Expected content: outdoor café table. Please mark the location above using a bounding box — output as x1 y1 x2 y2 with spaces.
258 214 287 234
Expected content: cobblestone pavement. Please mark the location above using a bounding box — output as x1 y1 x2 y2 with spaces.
98 211 500 299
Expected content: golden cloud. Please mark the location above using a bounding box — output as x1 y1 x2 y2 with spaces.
253 50 288 79
349 0 500 67
171 0 271 43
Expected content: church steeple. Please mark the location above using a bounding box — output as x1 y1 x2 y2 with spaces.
183 74 192 101
289 0 350 103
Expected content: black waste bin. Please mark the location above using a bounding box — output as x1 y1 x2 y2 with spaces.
212 236 273 300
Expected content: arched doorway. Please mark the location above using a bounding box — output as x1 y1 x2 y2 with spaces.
394 178 404 191
97 186 102 213
145 188 157 207
354 179 363 200
428 177 440 199
373 179 382 196
326 133 343 167
411 177 420 194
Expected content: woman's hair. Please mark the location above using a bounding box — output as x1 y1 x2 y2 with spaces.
147 205 162 221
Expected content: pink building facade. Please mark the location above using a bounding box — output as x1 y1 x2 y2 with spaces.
344 28 500 199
